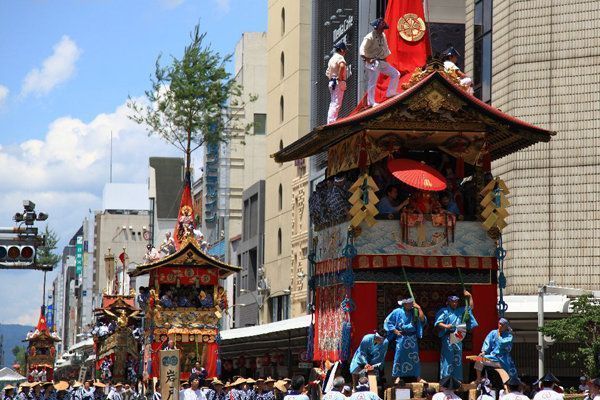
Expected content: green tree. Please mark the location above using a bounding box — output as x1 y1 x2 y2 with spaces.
128 24 254 172
540 295 600 376
12 345 27 371
36 226 61 269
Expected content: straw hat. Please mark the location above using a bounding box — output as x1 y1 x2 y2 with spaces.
42 382 55 388
4 385 15 391
265 378 276 384
232 378 246 387
115 383 123 388
30 382 41 388
246 379 256 385
274 381 287 393
93 381 106 388
19 382 31 389
54 382 69 391
212 379 224 386
72 382 83 388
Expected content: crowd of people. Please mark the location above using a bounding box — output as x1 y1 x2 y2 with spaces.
1 380 144 400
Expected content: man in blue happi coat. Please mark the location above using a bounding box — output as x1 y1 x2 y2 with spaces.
434 290 478 381
384 297 427 382
349 330 389 385
475 318 517 381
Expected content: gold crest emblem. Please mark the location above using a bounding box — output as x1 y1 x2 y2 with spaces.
397 13 426 42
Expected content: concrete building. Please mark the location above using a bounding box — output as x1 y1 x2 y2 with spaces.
217 31 268 263
263 0 312 323
93 184 149 301
462 0 600 378
148 157 185 247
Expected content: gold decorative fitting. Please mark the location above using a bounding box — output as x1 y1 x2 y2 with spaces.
397 13 426 42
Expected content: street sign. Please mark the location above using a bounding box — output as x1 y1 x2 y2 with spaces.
160 350 180 400
76 236 83 276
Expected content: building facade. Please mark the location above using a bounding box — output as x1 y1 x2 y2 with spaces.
465 0 600 295
93 184 150 299
148 157 185 247
264 0 312 323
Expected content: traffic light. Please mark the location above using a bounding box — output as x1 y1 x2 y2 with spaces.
0 244 35 263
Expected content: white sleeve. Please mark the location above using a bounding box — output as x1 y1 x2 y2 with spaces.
359 35 369 57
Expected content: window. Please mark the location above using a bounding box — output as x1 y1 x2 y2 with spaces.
253 113 266 135
270 294 290 322
279 140 284 166
473 0 493 103
279 96 284 123
280 52 285 79
278 184 283 211
281 8 285 36
277 228 282 255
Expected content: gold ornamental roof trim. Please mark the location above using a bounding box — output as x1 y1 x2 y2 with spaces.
128 237 240 278
272 70 555 164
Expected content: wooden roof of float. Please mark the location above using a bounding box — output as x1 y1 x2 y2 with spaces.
272 70 554 164
129 238 240 278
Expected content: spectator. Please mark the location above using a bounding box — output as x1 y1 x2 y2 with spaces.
282 377 308 400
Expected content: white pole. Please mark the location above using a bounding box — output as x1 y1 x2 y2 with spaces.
537 285 545 379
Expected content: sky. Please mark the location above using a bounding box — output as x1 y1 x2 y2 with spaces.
0 0 267 325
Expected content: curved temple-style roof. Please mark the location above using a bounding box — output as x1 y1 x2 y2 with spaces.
129 239 241 278
272 71 555 164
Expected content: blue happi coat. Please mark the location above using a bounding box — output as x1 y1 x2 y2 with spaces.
481 329 517 378
384 307 426 378
434 305 478 381
349 333 389 374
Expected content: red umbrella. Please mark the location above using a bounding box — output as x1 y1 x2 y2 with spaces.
387 158 447 191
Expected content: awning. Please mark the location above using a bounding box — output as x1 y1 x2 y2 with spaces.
220 315 311 340
219 315 311 358
0 368 26 382
68 338 94 352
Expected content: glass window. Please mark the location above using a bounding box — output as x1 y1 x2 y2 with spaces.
278 184 283 211
474 1 483 38
277 228 282 255
481 34 492 103
253 113 266 135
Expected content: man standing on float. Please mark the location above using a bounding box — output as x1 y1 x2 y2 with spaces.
349 329 389 385
434 291 478 381
384 298 427 382
359 17 400 107
326 42 348 124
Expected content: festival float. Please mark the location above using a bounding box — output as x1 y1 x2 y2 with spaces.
24 308 61 382
92 287 141 384
273 21 554 387
129 173 241 381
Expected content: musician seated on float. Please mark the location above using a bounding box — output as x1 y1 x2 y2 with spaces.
439 192 461 218
442 47 474 95
377 185 410 219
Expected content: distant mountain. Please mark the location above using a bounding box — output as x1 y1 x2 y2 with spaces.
0 324 33 368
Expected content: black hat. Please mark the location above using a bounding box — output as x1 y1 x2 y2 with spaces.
541 373 560 384
333 42 347 52
370 18 389 30
506 376 522 388
439 376 461 390
443 47 461 58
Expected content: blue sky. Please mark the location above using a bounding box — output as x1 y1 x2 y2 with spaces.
0 0 266 325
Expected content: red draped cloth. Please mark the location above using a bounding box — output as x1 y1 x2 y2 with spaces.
350 0 431 114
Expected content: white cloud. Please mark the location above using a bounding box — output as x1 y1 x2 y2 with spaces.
21 35 81 97
160 0 185 8
0 85 8 108
214 0 230 13
0 99 182 324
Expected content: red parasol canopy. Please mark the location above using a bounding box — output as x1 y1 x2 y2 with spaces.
387 158 447 191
